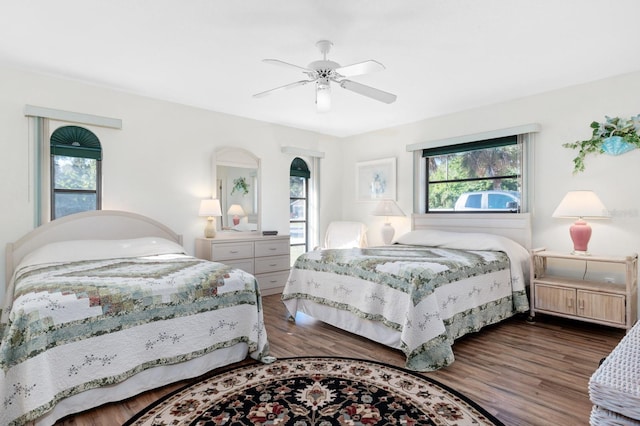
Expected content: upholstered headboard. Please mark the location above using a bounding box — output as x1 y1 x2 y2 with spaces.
411 213 531 249
5 210 182 287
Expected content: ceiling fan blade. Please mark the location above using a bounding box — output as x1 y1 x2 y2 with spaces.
253 80 312 98
262 59 313 74
339 79 397 104
335 60 385 77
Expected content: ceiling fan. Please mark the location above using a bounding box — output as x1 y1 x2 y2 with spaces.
253 40 397 112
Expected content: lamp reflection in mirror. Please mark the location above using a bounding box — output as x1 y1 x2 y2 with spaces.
372 199 405 245
227 204 245 226
199 199 222 238
552 190 610 255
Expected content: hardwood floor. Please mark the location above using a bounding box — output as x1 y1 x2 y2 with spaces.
58 294 626 426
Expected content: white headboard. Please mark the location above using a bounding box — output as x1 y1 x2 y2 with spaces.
5 210 182 287
412 213 531 249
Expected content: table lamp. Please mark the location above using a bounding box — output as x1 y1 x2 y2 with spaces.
227 204 245 226
199 199 222 238
552 190 609 255
372 199 405 245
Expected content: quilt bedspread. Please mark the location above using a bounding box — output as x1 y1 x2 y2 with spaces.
0 254 270 426
282 245 529 371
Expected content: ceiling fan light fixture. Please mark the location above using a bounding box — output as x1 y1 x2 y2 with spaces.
316 78 331 112
254 40 397 110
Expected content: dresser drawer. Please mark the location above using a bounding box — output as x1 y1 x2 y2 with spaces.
255 239 290 257
256 270 290 295
254 255 290 274
223 259 255 274
210 241 254 261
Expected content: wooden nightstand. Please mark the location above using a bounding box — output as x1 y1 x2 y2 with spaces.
529 248 638 330
195 234 290 295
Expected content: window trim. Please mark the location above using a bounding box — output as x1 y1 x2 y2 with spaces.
409 125 538 214
49 125 103 220
27 107 120 226
290 158 310 256
424 135 521 213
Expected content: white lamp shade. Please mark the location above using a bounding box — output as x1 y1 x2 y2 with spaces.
227 204 245 216
199 199 222 217
552 191 609 219
372 199 405 217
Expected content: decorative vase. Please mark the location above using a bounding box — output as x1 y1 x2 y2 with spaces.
601 136 636 156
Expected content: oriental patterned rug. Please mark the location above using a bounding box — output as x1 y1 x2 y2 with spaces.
125 357 503 426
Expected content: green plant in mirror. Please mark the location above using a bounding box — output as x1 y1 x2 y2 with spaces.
231 176 250 196
563 115 640 173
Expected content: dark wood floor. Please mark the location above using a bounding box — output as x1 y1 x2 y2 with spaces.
58 294 625 426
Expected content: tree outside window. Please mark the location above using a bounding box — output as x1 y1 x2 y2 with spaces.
50 126 102 220
425 136 521 212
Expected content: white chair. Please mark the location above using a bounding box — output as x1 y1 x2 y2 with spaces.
321 221 368 249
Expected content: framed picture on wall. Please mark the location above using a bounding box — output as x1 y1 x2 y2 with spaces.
355 157 396 201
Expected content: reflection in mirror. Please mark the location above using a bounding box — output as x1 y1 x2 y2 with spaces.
214 147 260 233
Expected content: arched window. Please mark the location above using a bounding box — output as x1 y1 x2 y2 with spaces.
290 157 310 263
50 125 102 219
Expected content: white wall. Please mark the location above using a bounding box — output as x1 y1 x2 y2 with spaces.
238 67 640 261
341 71 640 277
0 65 341 305
2 64 639 306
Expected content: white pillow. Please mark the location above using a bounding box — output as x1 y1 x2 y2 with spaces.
19 237 186 268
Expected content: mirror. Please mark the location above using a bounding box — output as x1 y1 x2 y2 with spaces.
214 147 260 233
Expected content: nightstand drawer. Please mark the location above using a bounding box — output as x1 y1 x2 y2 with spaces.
254 255 290 274
255 239 290 257
535 284 576 315
211 242 254 261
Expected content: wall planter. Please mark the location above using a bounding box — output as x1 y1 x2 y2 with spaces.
563 115 640 173
601 135 636 156
231 176 250 196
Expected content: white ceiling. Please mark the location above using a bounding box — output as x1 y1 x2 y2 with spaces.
2 0 640 137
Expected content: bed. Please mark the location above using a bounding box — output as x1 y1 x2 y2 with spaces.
0 210 271 426
282 213 531 372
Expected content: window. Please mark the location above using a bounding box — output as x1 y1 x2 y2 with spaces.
50 126 102 219
424 136 522 212
290 157 309 264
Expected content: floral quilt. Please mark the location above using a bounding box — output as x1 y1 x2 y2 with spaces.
282 243 529 372
0 253 270 426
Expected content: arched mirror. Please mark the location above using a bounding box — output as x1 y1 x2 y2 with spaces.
214 147 260 233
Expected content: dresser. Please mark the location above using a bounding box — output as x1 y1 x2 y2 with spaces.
195 234 290 295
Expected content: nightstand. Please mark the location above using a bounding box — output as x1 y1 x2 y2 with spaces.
529 248 638 330
195 234 290 295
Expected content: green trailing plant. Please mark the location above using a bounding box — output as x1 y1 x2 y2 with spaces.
231 176 249 195
563 115 640 173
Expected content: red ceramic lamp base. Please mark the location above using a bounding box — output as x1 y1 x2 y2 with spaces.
569 219 592 255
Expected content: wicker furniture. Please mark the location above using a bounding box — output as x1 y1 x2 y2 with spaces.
530 249 638 330
589 320 640 424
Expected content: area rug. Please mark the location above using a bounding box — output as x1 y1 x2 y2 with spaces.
125 356 503 425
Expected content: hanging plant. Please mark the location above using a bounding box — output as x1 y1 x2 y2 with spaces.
231 177 250 196
563 115 640 173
